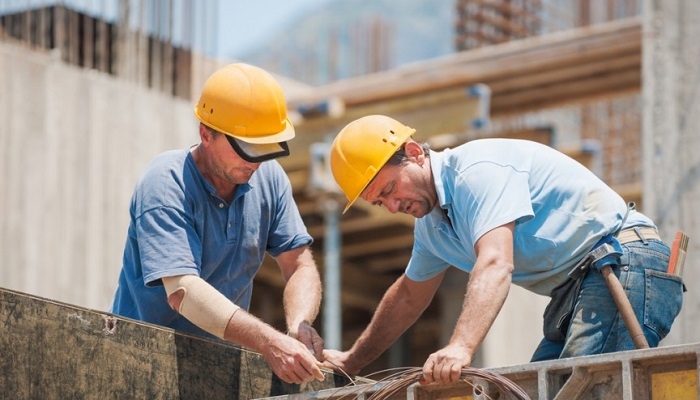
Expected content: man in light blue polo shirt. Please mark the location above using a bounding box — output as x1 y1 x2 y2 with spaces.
110 64 325 384
322 115 684 383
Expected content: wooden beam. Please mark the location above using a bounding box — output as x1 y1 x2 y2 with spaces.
488 53 641 95
281 18 642 169
492 67 640 114
287 17 641 109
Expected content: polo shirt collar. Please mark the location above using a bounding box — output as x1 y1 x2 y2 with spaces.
428 149 451 209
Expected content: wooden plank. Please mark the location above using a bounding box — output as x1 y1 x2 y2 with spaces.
287 17 641 109
492 67 641 114
0 287 347 399
488 52 641 95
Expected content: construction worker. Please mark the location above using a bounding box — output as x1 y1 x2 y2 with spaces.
322 114 684 383
110 63 325 384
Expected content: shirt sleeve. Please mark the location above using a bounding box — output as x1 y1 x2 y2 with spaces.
264 163 313 257
405 225 452 281
137 205 201 286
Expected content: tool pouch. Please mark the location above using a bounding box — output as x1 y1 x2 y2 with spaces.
542 277 583 341
543 234 623 341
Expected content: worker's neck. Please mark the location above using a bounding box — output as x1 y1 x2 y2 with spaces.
191 144 236 203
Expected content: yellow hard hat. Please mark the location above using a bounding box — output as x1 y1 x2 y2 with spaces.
330 115 416 213
194 63 294 161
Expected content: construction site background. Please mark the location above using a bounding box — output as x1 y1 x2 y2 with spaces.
0 0 698 379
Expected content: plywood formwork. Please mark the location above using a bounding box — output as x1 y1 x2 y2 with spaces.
0 287 349 399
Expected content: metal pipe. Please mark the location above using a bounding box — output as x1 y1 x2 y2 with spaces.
323 197 342 350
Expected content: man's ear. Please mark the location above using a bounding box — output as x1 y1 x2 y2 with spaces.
199 123 212 142
404 141 425 162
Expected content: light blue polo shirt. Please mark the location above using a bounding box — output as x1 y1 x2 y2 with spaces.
110 149 312 339
406 139 653 296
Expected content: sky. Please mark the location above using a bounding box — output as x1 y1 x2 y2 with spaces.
1 0 339 60
216 0 339 60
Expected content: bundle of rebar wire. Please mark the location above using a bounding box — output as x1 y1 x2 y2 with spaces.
336 366 531 400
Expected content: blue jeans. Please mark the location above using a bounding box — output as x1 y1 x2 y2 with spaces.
531 239 685 362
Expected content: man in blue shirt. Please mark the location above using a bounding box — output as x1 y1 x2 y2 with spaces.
110 63 325 384
322 114 684 383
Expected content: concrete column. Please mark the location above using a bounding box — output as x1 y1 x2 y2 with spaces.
642 0 700 345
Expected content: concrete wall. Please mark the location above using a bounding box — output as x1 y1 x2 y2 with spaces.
642 0 700 346
0 42 196 311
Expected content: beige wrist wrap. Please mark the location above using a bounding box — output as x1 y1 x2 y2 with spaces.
163 274 239 339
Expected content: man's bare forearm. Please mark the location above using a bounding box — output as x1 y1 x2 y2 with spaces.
348 274 441 370
283 263 322 327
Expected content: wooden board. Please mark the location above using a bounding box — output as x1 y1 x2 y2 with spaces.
0 287 349 399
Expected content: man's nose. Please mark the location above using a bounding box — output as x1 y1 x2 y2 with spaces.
384 198 400 214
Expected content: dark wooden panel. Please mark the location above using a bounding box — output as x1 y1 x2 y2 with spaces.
0 287 348 399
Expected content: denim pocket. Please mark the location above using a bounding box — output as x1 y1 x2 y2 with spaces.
643 269 684 339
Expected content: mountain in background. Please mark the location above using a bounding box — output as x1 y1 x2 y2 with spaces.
232 0 456 85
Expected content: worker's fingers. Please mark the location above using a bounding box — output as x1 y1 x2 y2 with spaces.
435 362 461 383
266 335 327 384
296 355 325 382
276 360 321 384
290 322 325 362
312 361 326 381
421 360 436 384
296 345 325 382
423 346 470 384
322 349 362 377
310 335 324 362
294 351 325 382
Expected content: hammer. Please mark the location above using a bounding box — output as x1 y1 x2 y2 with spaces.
602 230 689 350
600 265 649 349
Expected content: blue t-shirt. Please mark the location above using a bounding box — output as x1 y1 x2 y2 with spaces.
110 149 312 339
406 139 653 296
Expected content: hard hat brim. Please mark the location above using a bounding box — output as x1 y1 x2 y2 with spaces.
225 135 290 163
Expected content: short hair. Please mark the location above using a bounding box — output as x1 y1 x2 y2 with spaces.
386 141 431 166
202 123 221 136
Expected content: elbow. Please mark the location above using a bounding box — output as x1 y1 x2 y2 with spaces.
476 253 514 284
493 256 514 282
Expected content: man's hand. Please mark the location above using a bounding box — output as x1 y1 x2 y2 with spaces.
261 333 325 384
288 320 324 361
421 343 473 384
321 349 361 377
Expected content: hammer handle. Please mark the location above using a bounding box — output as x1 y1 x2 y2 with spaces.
601 265 650 349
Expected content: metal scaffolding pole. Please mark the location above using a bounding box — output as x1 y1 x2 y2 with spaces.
322 197 341 350
309 141 343 350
